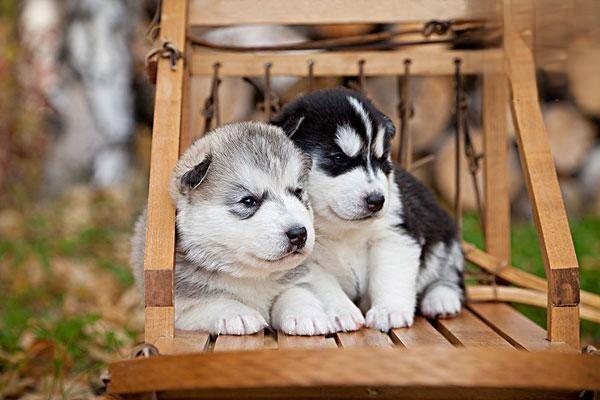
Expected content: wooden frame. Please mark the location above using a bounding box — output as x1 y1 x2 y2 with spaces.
119 0 592 398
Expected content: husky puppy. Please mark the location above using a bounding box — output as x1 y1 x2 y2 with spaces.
272 88 464 331
131 122 338 335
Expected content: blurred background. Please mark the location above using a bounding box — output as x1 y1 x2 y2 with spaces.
0 0 599 398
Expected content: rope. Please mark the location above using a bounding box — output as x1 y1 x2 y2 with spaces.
358 59 367 96
201 63 221 133
264 62 273 121
307 60 315 92
410 154 435 172
145 41 183 84
399 59 412 170
186 19 486 52
454 58 464 235
463 103 486 234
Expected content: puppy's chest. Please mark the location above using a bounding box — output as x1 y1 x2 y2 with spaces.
316 236 370 300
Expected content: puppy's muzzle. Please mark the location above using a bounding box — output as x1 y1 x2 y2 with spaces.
365 193 385 213
286 226 308 250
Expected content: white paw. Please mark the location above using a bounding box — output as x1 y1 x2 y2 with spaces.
279 310 334 336
420 285 462 319
328 304 365 332
365 303 415 332
214 309 268 335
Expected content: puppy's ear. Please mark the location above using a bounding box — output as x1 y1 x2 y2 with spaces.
271 111 305 138
382 115 396 140
180 154 212 191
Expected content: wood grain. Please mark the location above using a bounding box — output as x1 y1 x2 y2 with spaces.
431 309 513 348
483 73 511 262
155 330 211 355
179 42 192 154
213 332 265 352
466 285 600 324
390 317 453 348
190 49 503 77
143 0 188 344
189 0 498 26
336 329 392 348
145 306 175 347
463 242 600 310
144 270 173 307
468 303 573 352
108 347 600 395
504 0 580 347
277 333 337 349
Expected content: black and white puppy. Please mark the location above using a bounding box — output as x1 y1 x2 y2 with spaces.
272 88 464 331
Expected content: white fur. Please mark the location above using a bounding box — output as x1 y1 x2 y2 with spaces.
420 286 462 319
307 156 390 224
271 286 333 335
418 241 464 318
303 177 421 332
347 96 375 177
373 125 386 158
335 125 363 157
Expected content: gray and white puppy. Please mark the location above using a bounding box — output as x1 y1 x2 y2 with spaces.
131 122 331 335
272 88 465 332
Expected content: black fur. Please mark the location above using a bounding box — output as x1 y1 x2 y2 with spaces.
393 166 457 261
181 155 212 190
272 87 394 177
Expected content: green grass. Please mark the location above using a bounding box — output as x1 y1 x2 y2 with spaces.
462 213 600 344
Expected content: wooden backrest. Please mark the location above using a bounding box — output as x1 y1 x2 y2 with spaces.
143 0 580 348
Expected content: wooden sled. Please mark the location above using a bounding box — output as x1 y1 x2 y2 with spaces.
107 0 600 398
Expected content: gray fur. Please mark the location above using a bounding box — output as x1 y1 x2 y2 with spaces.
276 264 310 285
130 122 316 334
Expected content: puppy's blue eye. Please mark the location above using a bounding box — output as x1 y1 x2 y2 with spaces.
240 196 259 207
332 154 343 162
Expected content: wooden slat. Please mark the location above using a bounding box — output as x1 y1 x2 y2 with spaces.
145 306 175 346
483 72 511 262
466 285 600 324
431 309 514 348
390 317 453 348
189 0 498 26
213 331 265 352
190 49 503 77
108 347 600 395
179 42 193 154
143 0 188 344
468 303 574 352
504 0 580 347
336 329 392 348
277 332 337 349
463 242 600 310
144 270 173 307
154 330 211 355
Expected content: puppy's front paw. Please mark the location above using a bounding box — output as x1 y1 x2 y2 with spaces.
328 304 365 332
365 303 415 332
279 310 334 336
215 309 268 335
420 285 462 319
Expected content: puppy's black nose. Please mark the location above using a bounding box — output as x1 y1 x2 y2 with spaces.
366 193 385 212
286 226 307 249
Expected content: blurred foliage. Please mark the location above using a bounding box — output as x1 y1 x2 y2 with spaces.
463 213 600 345
0 0 48 211
0 187 145 399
